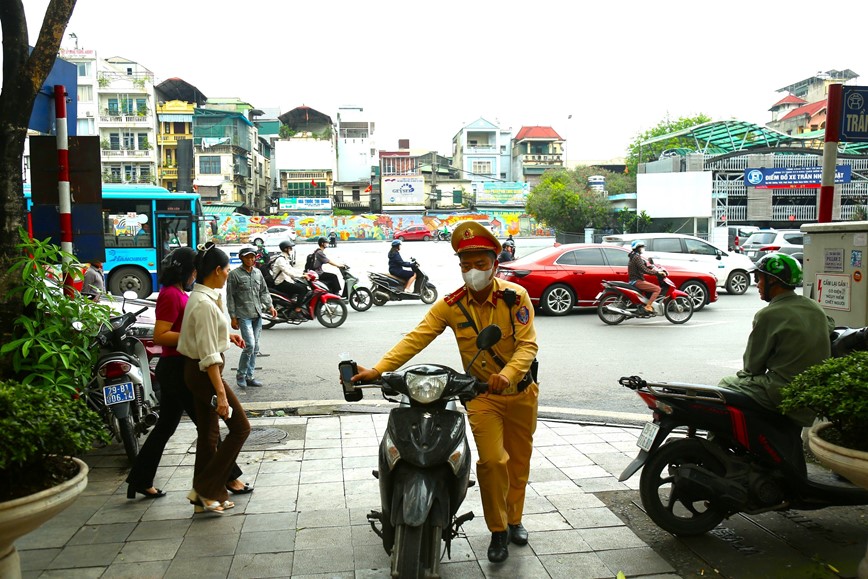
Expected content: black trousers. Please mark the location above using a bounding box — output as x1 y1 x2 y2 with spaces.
319 272 341 295
126 355 242 489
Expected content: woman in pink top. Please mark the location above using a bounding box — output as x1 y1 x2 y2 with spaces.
126 247 251 500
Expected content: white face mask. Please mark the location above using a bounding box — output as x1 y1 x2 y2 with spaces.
462 266 494 292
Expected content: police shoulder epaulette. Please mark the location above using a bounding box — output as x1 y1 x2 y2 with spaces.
444 286 467 305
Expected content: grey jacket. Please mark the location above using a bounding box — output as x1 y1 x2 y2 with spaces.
226 266 273 319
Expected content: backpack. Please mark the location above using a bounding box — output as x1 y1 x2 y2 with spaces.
258 253 279 287
304 251 317 272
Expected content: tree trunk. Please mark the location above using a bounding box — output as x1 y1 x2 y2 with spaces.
0 0 77 380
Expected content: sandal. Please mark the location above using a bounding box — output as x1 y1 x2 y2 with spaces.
226 482 254 495
187 489 224 514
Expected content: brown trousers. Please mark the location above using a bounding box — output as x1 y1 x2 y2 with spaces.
184 357 250 502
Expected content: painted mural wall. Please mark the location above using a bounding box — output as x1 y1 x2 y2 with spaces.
209 211 553 244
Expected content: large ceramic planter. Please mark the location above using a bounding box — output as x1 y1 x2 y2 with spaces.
807 422 868 579
0 457 89 579
808 422 868 488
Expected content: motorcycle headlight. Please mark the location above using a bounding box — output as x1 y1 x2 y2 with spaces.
406 371 448 404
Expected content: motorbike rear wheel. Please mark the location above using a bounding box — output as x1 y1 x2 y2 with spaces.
116 415 139 465
664 296 694 324
316 299 348 328
597 292 628 325
349 287 373 312
639 438 727 536
420 285 438 305
372 290 389 306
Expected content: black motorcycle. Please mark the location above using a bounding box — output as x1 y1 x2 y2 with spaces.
369 258 438 306
340 266 372 312
618 326 868 537
339 325 500 578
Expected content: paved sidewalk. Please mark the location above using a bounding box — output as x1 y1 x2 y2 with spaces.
17 412 679 578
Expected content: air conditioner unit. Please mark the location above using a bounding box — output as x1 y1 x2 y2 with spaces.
85 111 93 117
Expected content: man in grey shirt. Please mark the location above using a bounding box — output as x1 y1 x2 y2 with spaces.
227 247 276 389
82 260 105 301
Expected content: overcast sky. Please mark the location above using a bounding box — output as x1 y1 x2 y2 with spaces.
18 0 868 163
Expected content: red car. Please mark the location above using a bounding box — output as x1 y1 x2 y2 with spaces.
393 225 432 242
495 243 718 315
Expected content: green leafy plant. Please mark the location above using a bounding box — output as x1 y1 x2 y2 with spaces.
97 73 110 88
0 378 109 500
780 352 868 451
0 230 113 395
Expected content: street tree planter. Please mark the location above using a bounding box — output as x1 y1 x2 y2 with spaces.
0 457 89 579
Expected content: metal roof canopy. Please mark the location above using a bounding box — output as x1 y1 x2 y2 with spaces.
639 119 868 155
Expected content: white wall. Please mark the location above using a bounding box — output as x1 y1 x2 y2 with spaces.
275 139 336 172
637 171 712 218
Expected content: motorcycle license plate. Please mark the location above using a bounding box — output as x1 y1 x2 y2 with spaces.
636 422 660 451
103 382 135 406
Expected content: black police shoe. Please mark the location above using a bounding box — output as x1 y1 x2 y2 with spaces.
508 523 528 546
487 530 509 563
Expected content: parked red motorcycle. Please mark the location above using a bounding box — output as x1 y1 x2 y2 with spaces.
596 270 694 325
263 271 348 329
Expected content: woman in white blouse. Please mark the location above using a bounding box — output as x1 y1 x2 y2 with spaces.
178 243 249 513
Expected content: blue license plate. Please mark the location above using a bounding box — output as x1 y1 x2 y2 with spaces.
103 382 135 406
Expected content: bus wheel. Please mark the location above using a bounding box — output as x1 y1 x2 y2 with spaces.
110 267 152 299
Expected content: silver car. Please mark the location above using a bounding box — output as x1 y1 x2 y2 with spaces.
740 230 803 262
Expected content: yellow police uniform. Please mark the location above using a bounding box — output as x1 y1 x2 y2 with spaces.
372 276 539 532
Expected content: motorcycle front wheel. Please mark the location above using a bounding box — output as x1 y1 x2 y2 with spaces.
420 285 438 305
664 296 694 324
639 438 727 536
316 299 348 328
597 292 628 325
349 287 373 312
392 521 441 579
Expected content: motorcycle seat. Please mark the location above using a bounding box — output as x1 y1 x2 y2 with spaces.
647 381 771 412
606 281 637 290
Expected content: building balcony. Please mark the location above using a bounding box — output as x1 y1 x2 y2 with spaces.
466 145 497 153
333 200 370 210
100 113 152 125
160 166 178 179
102 148 152 159
157 134 191 146
521 153 562 164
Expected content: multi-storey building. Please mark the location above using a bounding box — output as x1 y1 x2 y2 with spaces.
334 106 376 212
451 118 512 198
155 78 207 193
273 106 335 214
96 56 158 184
379 143 470 213
767 69 859 136
58 47 99 137
192 107 253 205
511 126 564 186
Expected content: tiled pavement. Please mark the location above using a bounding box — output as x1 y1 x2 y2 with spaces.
17 413 680 578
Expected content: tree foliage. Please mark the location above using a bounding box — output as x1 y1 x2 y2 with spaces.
526 169 611 234
615 208 652 234
0 1 77 380
625 113 712 176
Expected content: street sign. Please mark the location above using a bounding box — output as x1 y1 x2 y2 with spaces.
839 86 868 142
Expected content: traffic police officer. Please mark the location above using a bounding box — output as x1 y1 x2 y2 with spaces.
353 221 539 563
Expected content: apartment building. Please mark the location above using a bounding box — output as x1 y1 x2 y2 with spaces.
511 126 564 187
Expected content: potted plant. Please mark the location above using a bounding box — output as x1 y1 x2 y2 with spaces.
0 232 110 577
780 351 868 487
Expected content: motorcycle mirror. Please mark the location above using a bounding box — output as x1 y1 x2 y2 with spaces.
477 325 502 350
122 290 137 312
71 321 84 332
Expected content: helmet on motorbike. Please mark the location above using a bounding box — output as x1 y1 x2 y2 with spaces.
502 239 515 248
317 237 327 247
753 253 802 288
279 240 295 251
391 239 401 247
631 240 646 251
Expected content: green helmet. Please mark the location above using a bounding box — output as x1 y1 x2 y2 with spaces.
754 253 802 287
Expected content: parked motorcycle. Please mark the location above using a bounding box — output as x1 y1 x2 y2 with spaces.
84 292 159 464
339 325 501 578
618 326 868 537
340 266 373 312
263 271 348 329
369 258 438 306
596 270 694 325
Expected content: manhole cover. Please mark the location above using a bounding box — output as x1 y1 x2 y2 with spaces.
245 427 289 446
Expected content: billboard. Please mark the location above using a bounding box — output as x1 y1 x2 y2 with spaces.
637 171 712 218
477 182 529 206
382 176 424 206
744 166 851 189
278 197 332 211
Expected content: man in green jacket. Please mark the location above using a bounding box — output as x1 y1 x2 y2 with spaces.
720 253 835 426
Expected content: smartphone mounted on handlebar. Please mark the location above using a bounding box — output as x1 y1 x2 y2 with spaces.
339 360 363 402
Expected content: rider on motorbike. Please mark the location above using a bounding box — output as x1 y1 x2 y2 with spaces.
498 239 516 263
388 239 416 292
628 240 661 312
719 253 835 427
272 240 307 313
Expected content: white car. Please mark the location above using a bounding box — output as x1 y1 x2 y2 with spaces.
250 225 297 246
602 233 755 295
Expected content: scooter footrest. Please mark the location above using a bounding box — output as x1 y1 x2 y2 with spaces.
367 510 384 539
372 469 379 479
467 479 476 488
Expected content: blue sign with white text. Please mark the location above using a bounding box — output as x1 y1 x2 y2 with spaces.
744 166 851 189
840 86 868 142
